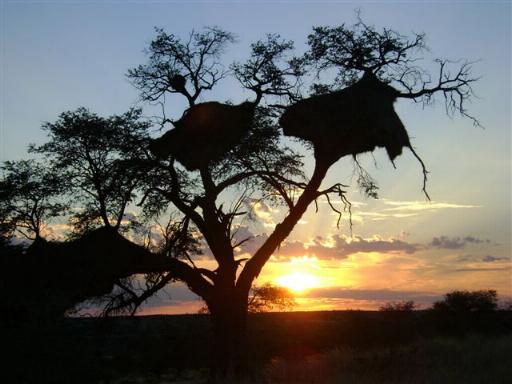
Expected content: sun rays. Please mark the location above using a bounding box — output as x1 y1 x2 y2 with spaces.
276 271 320 293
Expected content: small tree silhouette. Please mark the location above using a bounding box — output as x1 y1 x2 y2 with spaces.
199 283 295 314
29 107 153 236
249 283 296 313
379 300 417 312
433 290 498 312
0 160 66 240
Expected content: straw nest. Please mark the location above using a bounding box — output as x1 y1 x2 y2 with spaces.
150 101 256 171
279 71 411 166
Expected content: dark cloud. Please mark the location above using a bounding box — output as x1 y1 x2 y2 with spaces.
465 236 488 244
430 236 488 249
456 254 508 263
271 235 420 260
233 227 420 260
277 240 314 257
332 235 419 256
231 226 258 248
450 266 511 273
304 287 439 303
482 255 509 263
233 228 269 256
231 228 494 262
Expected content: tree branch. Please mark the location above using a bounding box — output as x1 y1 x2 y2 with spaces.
237 161 330 293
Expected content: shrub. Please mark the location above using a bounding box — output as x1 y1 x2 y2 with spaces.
433 290 498 312
379 300 416 312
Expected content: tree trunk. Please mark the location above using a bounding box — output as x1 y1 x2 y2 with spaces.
208 289 249 383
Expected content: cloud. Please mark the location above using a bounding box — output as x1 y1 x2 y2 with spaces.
430 236 488 249
235 233 269 256
450 266 511 273
320 200 367 208
482 255 509 263
246 199 278 228
231 226 254 246
233 229 421 260
382 200 480 212
335 235 419 256
456 254 509 263
355 211 418 221
42 223 72 240
342 200 479 224
272 235 420 260
217 226 498 267
304 287 439 303
231 226 274 256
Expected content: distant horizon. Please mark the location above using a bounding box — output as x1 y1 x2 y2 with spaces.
77 286 511 317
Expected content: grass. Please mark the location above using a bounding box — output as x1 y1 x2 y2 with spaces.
3 310 512 383
264 335 512 384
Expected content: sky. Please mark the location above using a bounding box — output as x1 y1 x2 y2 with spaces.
1 0 511 313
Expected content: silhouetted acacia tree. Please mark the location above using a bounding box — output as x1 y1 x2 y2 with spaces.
0 160 66 240
29 107 153 236
2 17 480 381
125 19 479 381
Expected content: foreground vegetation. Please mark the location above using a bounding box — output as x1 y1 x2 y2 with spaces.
4 310 511 383
264 335 512 384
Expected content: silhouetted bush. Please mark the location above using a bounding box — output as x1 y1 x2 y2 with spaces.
433 290 498 312
379 300 416 312
248 283 296 313
198 283 296 314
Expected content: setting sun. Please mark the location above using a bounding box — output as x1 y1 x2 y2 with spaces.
276 272 320 293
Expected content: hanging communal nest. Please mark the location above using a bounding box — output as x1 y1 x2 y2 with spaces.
280 71 415 167
150 101 256 171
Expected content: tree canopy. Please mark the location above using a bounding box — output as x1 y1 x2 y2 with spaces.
0 160 65 240
29 107 153 236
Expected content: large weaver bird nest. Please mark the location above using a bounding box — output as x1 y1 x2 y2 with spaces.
150 101 256 171
280 71 414 166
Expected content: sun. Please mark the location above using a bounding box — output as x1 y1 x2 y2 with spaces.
276 271 320 293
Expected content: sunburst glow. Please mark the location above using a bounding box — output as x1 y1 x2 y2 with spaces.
276 271 320 293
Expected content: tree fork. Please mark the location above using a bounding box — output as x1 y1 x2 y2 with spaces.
237 160 330 293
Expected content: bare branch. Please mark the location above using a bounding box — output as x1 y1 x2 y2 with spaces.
128 26 235 107
232 34 307 105
316 182 353 232
396 59 481 127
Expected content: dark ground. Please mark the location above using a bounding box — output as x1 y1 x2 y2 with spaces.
3 310 512 383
